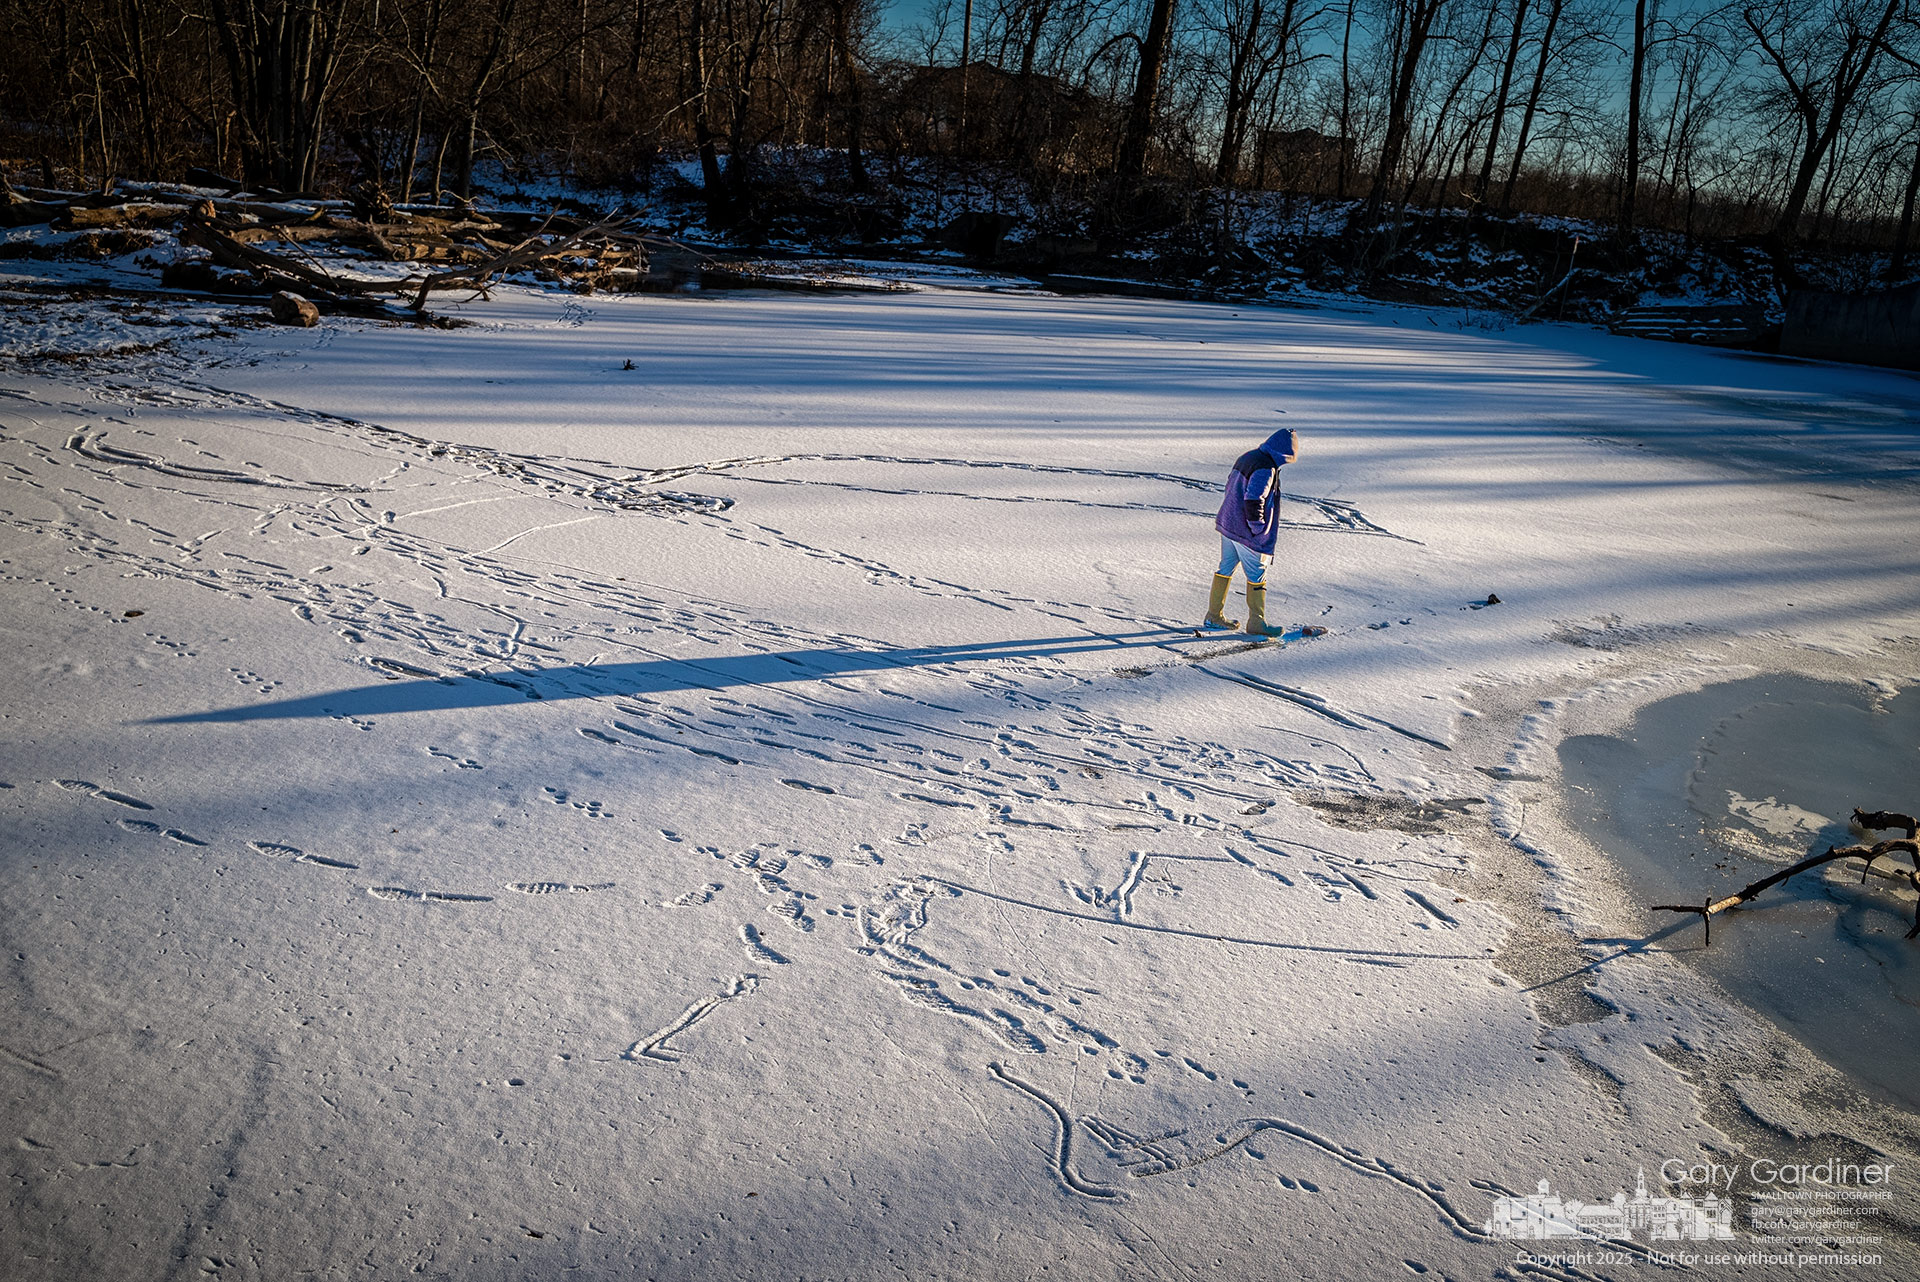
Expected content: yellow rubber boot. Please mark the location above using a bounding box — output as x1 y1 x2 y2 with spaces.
1243 582 1285 638
1204 574 1239 630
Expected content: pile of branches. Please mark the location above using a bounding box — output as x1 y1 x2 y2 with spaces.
1653 809 1920 943
1 177 652 318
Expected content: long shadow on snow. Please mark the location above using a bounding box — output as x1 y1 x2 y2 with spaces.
142 629 1189 724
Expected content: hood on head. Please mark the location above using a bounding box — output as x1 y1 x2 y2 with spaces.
1261 428 1297 460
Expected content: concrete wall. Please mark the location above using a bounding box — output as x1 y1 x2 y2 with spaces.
1780 282 1920 369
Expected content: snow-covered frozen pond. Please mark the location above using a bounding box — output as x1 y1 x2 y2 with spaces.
3 278 1919 1278
1561 675 1920 1113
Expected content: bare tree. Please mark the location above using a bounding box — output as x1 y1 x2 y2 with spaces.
688 0 729 220
1337 0 1358 193
1116 0 1179 183
1364 0 1452 211
395 0 450 201
1499 0 1568 209
206 0 359 190
1202 0 1324 185
1472 0 1533 205
1401 0 1506 208
1877 13 1920 272
1620 0 1650 235
1742 0 1905 244
1891 117 1920 272
1647 22 1735 236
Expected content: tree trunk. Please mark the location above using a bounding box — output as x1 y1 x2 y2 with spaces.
832 0 868 191
450 0 519 199
1474 0 1530 204
1251 76 1282 190
1116 0 1178 186
1405 0 1501 211
627 0 647 76
688 0 728 225
398 0 445 203
1366 0 1447 215
722 0 776 220
1500 0 1563 212
1012 6 1049 163
428 125 451 202
1336 0 1354 197
1214 1 1262 186
203 0 350 191
1889 134 1920 279
204 0 261 183
453 109 479 199
1754 0 1901 245
958 0 973 149
124 0 163 174
1619 0 1647 239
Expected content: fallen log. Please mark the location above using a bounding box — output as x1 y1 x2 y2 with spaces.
225 223 358 246
172 220 416 321
0 177 64 226
215 202 334 228
367 212 472 237
7 183 92 205
7 178 653 316
1652 808 1920 943
160 260 269 293
56 203 193 230
371 233 493 265
96 182 335 227
179 220 380 298
400 210 642 311
184 166 242 191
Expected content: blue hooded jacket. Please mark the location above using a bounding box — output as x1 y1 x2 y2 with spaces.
1214 428 1295 555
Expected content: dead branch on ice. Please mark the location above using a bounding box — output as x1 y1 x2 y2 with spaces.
1651 809 1920 943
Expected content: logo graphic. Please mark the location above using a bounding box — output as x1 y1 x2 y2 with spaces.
1486 1168 1736 1242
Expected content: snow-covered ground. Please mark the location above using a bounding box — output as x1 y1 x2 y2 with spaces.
3 275 1918 1280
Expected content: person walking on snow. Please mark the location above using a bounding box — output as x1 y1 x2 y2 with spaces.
1207 427 1296 637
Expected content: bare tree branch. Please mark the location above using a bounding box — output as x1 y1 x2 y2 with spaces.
1652 809 1920 943
402 209 643 312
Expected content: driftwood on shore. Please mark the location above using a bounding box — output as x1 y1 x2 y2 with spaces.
1651 809 1920 943
401 210 643 311
180 220 377 298
2 177 654 318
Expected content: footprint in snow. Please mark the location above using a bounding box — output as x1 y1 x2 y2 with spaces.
250 840 357 869
120 818 206 845
368 886 494 904
56 779 154 810
739 923 789 965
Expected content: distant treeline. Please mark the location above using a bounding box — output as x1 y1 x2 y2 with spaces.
4 0 1918 259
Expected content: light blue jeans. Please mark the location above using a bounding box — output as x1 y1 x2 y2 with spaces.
1216 535 1270 586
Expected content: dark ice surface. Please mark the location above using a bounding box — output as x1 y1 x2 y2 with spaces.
1560 675 1920 1112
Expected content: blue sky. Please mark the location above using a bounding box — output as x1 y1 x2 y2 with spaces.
876 0 969 58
